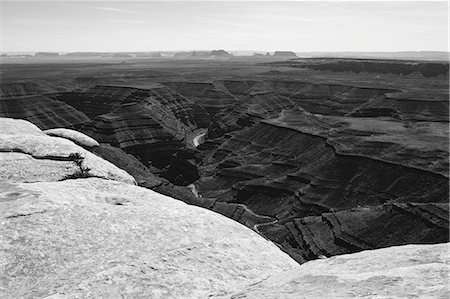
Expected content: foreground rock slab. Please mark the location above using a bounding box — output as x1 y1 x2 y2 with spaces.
226 243 449 298
0 178 297 298
0 118 135 185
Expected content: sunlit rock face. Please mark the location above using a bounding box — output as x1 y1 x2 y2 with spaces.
227 243 450 298
0 178 297 298
0 118 135 185
44 128 100 148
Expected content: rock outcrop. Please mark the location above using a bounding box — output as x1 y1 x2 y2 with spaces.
0 118 135 185
273 51 297 58
174 50 232 58
227 243 449 298
0 117 298 298
0 178 297 298
268 58 450 77
44 128 100 148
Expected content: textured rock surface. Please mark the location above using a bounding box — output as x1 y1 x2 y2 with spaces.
91 143 203 206
80 86 210 171
268 58 449 77
44 128 100 148
226 243 449 298
0 95 90 130
266 109 449 176
195 121 448 262
0 178 297 298
91 143 163 188
0 118 135 185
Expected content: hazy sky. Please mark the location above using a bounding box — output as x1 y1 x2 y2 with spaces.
1 1 448 52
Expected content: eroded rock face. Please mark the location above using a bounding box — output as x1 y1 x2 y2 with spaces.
268 58 450 77
0 95 90 130
0 178 297 298
195 121 448 263
226 243 450 298
0 118 135 185
80 86 210 170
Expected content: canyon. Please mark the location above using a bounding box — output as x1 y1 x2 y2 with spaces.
1 117 447 298
1 56 448 269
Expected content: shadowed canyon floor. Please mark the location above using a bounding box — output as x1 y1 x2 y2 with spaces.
1 56 448 267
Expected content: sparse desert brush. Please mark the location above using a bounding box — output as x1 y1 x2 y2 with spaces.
63 152 92 179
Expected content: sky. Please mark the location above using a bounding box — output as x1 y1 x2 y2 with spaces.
1 1 448 53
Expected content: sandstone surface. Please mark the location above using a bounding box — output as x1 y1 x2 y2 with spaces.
226 243 450 298
44 128 100 148
0 118 135 185
0 178 297 298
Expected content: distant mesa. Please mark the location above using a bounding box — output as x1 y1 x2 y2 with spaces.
35 52 59 57
273 51 297 57
112 53 133 58
134 52 162 58
64 52 113 57
210 49 232 57
175 50 232 58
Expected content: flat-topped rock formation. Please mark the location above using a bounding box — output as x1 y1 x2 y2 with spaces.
273 51 297 58
174 50 233 58
268 58 450 77
226 243 449 298
266 109 449 176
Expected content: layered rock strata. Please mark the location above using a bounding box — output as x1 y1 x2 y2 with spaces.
195 121 449 263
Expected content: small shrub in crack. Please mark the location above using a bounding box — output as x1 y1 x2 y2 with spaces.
63 153 92 179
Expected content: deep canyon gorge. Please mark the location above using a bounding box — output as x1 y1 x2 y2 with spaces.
1 55 448 297
1 57 448 262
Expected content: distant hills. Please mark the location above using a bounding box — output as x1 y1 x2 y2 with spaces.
1 50 448 61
